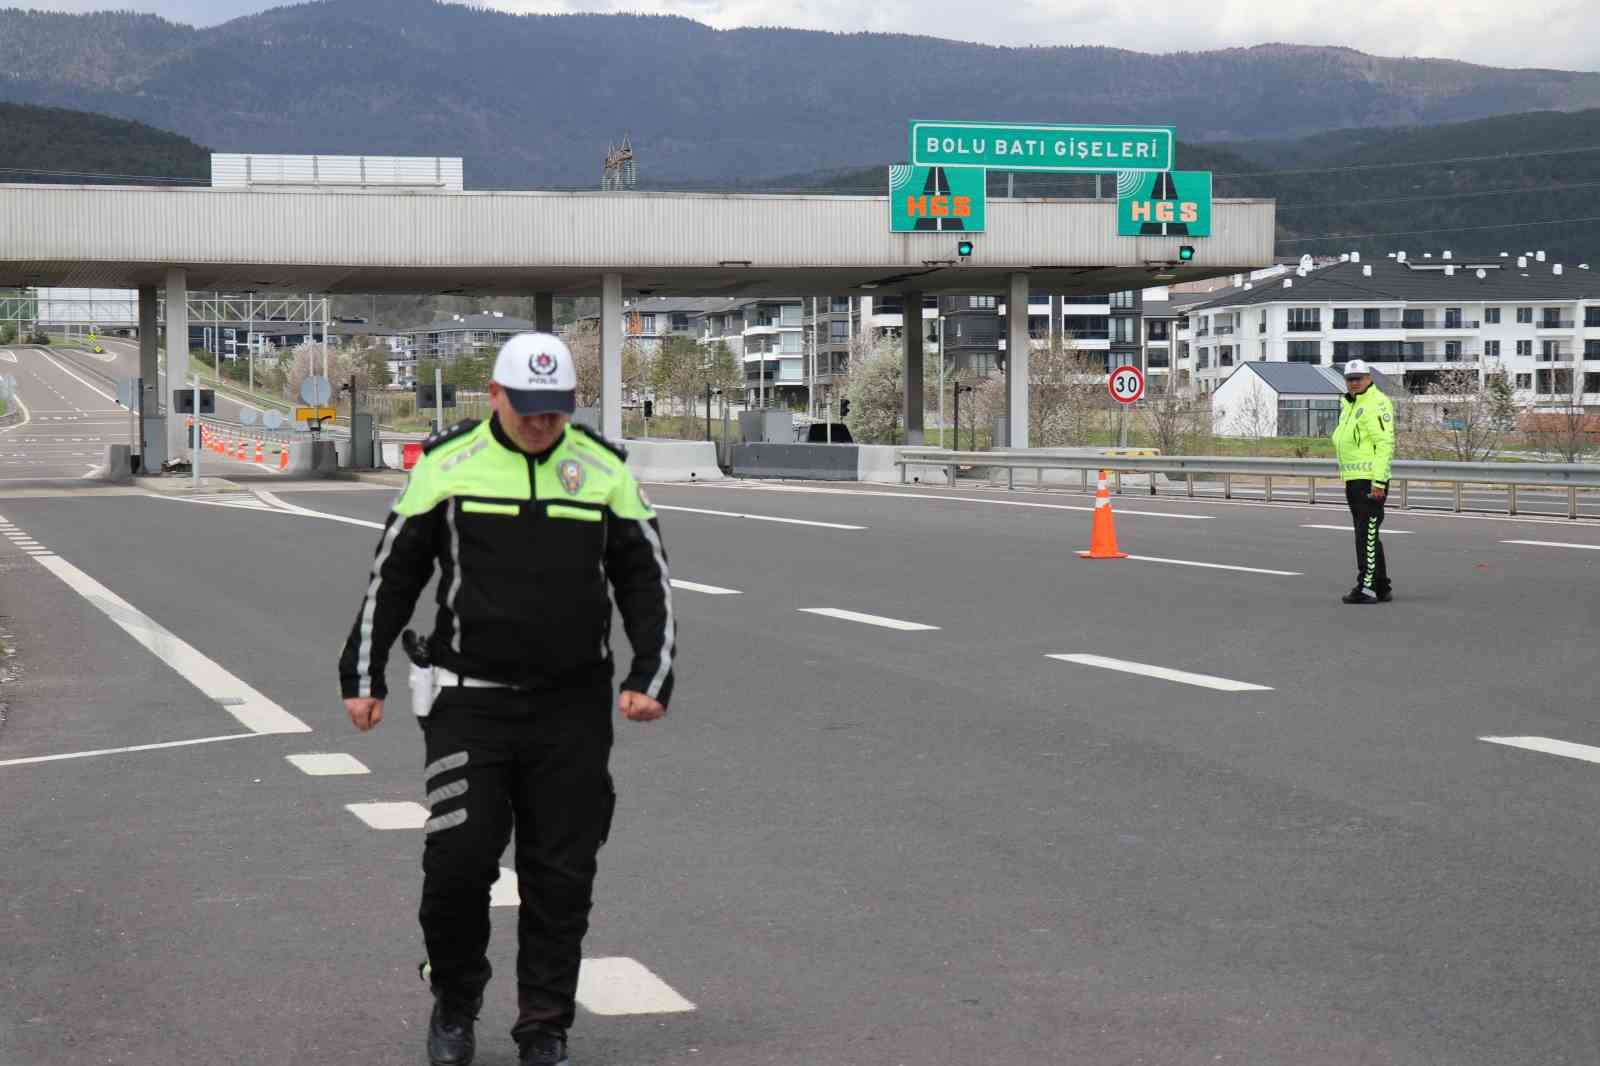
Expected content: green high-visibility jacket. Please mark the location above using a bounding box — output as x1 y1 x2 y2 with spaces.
338 417 674 705
1330 385 1395 487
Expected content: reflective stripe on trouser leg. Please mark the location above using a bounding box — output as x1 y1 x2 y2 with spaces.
1364 516 1379 589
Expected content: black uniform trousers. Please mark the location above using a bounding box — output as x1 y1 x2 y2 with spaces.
418 680 616 1043
1345 479 1391 595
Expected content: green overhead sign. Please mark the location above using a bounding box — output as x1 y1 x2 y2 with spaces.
1116 170 1212 237
910 120 1175 173
889 165 986 232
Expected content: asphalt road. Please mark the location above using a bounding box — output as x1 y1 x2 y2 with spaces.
0 344 133 481
2 477 1599 1064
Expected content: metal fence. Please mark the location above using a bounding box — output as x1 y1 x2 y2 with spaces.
896 449 1600 519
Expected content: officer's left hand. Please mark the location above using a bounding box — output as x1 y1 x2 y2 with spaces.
1369 485 1387 501
619 690 666 722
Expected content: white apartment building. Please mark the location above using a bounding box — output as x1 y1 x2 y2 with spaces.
1177 252 1600 407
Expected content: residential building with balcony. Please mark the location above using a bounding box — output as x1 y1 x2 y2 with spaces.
408 312 535 362
1186 252 1600 407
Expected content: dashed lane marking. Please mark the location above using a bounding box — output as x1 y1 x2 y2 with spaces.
492 867 519 907
1301 524 1417 535
287 753 370 776
1481 736 1600 765
653 504 865 530
1111 553 1303 576
1501 539 1600 551
669 579 741 595
0 732 267 769
735 483 1213 520
1047 653 1274 693
345 801 430 829
576 958 696 1016
798 607 939 631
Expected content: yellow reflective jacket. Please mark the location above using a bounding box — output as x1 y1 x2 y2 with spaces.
1330 385 1395 486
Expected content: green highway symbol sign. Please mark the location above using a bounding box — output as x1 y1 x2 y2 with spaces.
1116 170 1212 237
889 165 986 232
910 120 1175 173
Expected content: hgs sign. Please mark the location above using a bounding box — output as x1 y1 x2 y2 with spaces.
889 165 986 232
1117 170 1212 237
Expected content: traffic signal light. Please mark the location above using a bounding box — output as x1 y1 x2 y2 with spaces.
839 398 851 419
957 240 974 259
643 399 654 418
1178 245 1196 262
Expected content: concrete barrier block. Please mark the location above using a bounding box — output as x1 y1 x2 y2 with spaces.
94 444 133 482
730 443 858 480
287 440 340 477
857 445 950 485
623 440 725 482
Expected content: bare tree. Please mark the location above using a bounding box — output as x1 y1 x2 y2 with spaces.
1141 373 1209 455
1523 375 1596 462
561 320 602 408
1217 379 1276 448
1422 366 1518 461
841 334 905 443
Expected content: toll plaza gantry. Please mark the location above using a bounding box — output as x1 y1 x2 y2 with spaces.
0 180 1273 463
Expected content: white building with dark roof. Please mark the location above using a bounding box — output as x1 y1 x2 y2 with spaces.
1184 252 1600 407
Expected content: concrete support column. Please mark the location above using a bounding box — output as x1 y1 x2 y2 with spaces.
600 273 623 439
534 292 555 333
137 286 164 470
164 267 188 461
1007 272 1030 449
902 289 925 445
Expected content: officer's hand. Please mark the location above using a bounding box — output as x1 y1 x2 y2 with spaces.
346 697 384 732
1369 486 1387 501
619 690 665 723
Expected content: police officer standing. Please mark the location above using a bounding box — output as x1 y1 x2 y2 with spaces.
1331 358 1396 603
338 332 675 1066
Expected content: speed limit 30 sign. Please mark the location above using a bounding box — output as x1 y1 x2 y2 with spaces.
1108 364 1145 404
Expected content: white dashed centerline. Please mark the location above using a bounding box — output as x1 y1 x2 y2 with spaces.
577 958 696 1015
1301 524 1416 535
1047 653 1273 692
799 607 939 631
1114 554 1302 576
653 504 864 530
345 801 430 829
1501 540 1600 551
287 753 370 776
669 579 741 595
1480 736 1600 764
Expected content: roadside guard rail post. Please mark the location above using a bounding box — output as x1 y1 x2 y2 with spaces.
894 450 1600 520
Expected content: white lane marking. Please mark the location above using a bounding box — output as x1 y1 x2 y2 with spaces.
654 504 864 530
250 490 386 528
31 552 311 734
31 347 118 403
0 389 31 435
0 349 14 363
1109 553 1303 576
286 753 371 776
491 867 519 907
80 464 100 479
576 958 696 1016
1301 524 1416 535
1047 653 1273 692
1481 736 1600 764
736 483 1213 520
1501 539 1600 551
669 579 741 595
346 801 430 829
0 731 266 768
798 607 939 631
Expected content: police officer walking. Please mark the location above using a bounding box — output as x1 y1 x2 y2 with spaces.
338 332 675 1066
1331 358 1396 603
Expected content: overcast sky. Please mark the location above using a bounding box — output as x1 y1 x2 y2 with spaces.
20 0 1600 73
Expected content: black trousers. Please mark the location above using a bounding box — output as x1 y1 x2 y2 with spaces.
418 681 615 1043
1345 479 1391 594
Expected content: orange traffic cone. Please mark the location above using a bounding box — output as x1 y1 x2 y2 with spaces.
277 448 289 471
254 441 264 464
1078 469 1129 559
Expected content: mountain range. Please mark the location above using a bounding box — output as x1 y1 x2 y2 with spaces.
3 0 1600 187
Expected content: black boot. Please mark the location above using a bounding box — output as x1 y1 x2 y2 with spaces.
428 997 480 1066
519 1029 570 1066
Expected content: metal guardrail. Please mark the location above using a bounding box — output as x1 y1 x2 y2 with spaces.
896 449 1600 519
